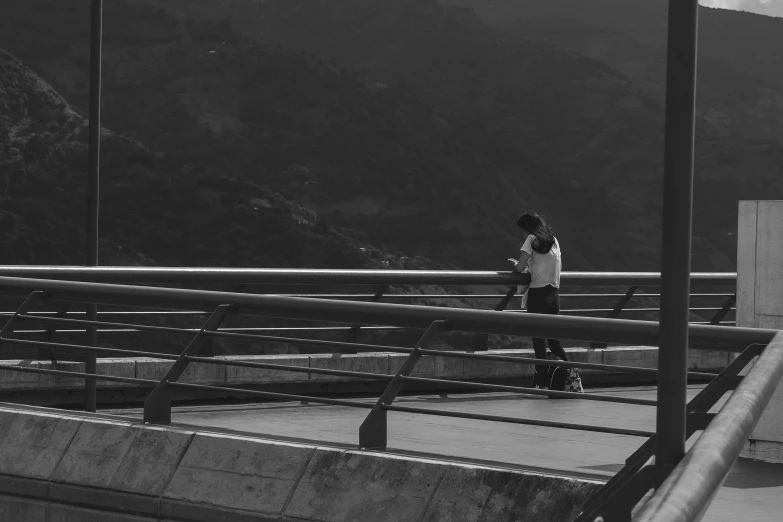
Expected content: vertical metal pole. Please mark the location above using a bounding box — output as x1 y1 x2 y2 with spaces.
85 0 103 413
656 0 699 467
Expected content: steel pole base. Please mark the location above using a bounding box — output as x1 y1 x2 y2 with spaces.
358 407 387 449
143 387 172 425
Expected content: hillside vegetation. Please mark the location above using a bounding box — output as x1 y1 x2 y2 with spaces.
2 0 782 274
0 49 435 270
133 0 783 270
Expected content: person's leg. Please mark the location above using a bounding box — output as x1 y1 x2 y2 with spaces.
532 337 549 387
527 287 550 386
542 286 568 361
547 338 567 361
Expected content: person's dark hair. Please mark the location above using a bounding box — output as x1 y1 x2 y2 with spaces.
516 211 555 254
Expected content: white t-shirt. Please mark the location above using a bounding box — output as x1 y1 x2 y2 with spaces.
521 234 561 289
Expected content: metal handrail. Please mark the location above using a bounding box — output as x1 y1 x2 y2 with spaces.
0 276 766 350
0 274 776 519
632 331 783 522
0 266 737 286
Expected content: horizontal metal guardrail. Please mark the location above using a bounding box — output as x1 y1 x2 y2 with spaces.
0 276 756 432
0 275 692 440
0 266 739 285
0 269 739 344
0 274 776 522
0 276 761 350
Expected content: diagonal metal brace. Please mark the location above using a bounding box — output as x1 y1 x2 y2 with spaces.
143 304 233 424
709 294 736 325
359 320 448 449
0 291 51 351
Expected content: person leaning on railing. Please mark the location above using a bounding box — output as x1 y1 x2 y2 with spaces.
508 211 569 389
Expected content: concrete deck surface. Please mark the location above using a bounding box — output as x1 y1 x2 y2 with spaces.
106 385 783 522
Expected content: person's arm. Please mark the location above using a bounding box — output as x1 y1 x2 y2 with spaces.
508 235 534 273
508 251 530 273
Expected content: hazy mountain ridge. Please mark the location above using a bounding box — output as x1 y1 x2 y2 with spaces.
2 0 563 270
3 0 782 273
1 48 458 273
441 0 783 257
133 0 783 270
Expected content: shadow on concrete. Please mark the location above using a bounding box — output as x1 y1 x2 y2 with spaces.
724 459 783 489
579 459 783 490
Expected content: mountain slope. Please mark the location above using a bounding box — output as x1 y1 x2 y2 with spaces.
1 48 436 270
441 0 783 265
5 0 782 273
128 0 783 270
2 0 576 270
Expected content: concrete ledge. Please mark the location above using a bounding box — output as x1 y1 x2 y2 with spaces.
0 406 602 522
51 421 193 497
164 433 314 515
0 347 728 403
220 354 310 384
286 449 445 521
0 493 47 521
741 439 783 464
0 360 39 390
309 353 389 382
0 493 159 521
0 410 82 480
422 465 596 522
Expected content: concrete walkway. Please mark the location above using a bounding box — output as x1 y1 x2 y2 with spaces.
106 386 783 521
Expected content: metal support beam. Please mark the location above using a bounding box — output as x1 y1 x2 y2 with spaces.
656 0 700 468
143 305 233 424
85 0 103 414
88 0 102 263
0 292 48 341
709 294 736 325
359 320 447 449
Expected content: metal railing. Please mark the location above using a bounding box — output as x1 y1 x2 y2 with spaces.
0 267 738 354
0 274 778 522
632 332 783 522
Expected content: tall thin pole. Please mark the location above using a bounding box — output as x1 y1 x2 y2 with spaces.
85 0 103 413
656 0 700 467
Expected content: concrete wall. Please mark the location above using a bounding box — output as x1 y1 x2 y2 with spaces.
737 200 783 330
0 405 602 522
0 346 729 400
737 201 783 463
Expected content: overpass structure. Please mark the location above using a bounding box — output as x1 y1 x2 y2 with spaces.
5 0 781 519
0 267 780 521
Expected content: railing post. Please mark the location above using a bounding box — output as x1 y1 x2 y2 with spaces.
359 320 447 449
143 304 233 424
591 285 638 349
85 0 103 415
656 0 699 469
470 286 517 352
343 285 388 355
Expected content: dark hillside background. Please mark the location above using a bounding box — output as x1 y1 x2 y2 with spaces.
2 0 782 273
